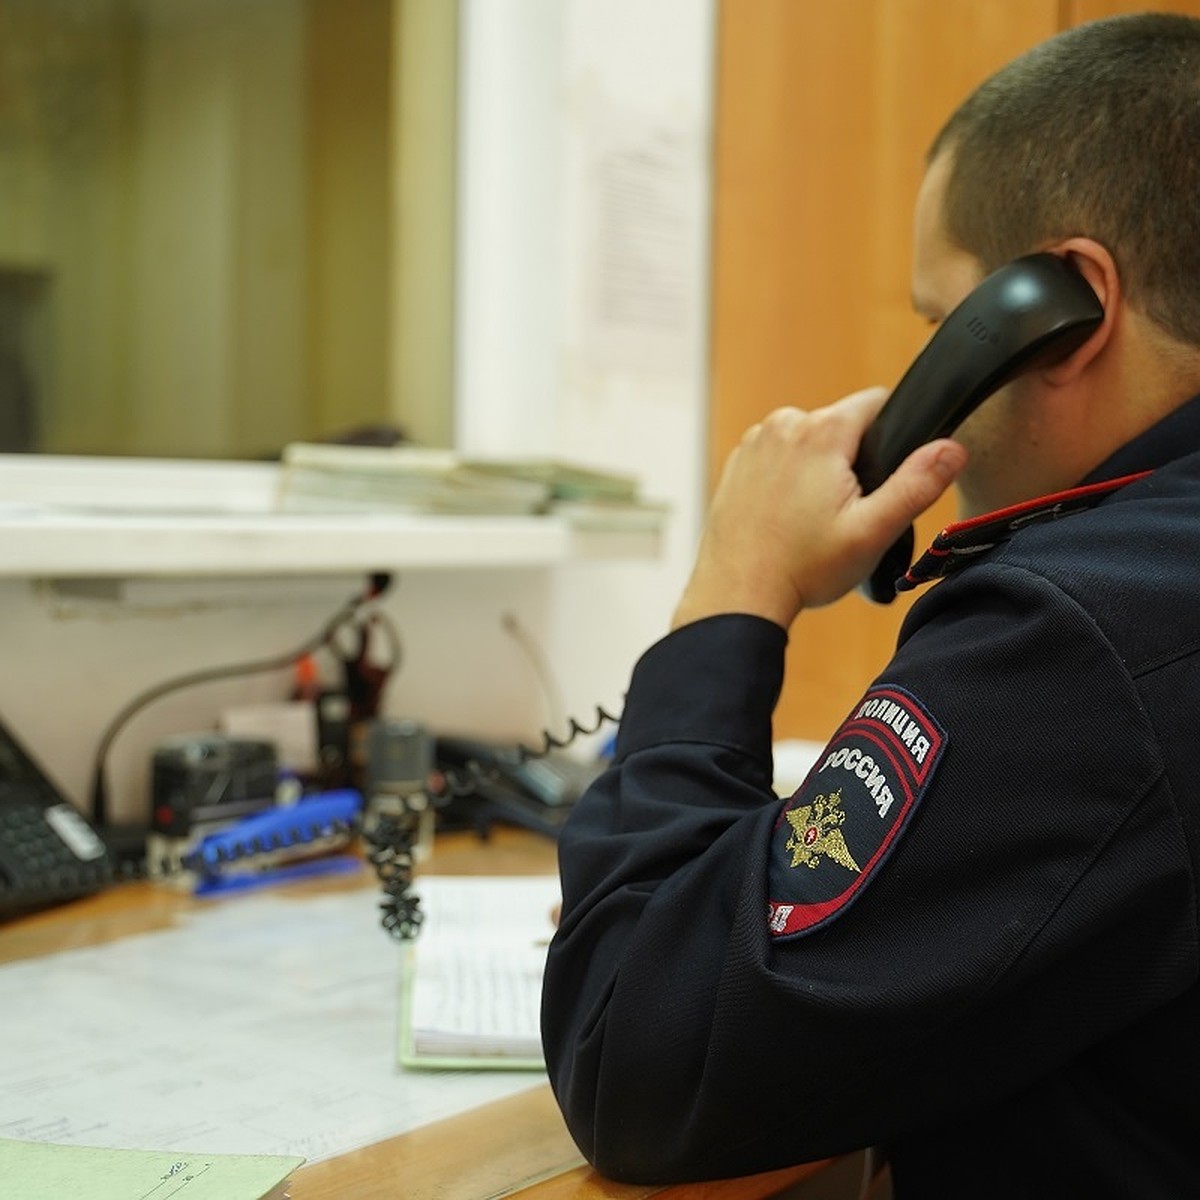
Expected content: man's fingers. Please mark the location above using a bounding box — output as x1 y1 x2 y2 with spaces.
839 384 892 423
857 437 968 543
831 386 892 450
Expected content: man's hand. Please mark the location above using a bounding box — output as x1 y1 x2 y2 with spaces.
671 387 968 631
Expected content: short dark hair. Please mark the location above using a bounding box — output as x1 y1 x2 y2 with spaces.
929 13 1200 347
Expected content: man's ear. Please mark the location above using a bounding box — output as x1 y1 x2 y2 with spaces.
1040 237 1119 385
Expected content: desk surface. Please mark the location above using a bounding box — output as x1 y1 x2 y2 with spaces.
0 828 833 1200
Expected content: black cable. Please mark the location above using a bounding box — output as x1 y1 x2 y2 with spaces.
363 811 424 941
497 610 625 760
517 703 622 761
500 610 566 734
89 572 393 828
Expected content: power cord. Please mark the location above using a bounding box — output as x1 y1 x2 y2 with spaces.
89 572 393 835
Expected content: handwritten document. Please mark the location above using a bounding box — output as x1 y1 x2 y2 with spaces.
0 887 547 1165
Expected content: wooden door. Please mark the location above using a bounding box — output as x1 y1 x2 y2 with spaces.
710 1 1072 741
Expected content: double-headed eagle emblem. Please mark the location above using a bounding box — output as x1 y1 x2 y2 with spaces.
785 789 861 873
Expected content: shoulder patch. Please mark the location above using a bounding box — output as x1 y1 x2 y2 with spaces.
767 684 946 939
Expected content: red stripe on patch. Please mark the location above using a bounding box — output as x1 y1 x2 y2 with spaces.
845 687 944 786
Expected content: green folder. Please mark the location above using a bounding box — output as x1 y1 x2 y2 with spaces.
0 1139 303 1200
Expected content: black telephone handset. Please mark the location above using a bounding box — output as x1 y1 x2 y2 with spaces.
0 715 113 917
854 253 1104 603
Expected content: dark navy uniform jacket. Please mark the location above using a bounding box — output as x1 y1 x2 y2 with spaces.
541 397 1200 1198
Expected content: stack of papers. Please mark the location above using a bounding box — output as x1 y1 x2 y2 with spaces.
277 445 548 516
461 458 639 503
276 443 669 530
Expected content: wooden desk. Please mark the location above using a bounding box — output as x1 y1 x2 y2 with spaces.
0 828 834 1200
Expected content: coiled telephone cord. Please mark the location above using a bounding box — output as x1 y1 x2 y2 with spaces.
363 810 424 941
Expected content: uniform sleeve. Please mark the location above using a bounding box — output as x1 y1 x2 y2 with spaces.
540 571 1193 1184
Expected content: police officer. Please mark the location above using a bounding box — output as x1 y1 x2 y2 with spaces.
541 13 1200 1198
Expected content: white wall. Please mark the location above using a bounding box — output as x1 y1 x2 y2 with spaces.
0 0 716 826
455 0 715 729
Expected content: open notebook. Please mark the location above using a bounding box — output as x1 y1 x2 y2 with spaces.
399 875 561 1069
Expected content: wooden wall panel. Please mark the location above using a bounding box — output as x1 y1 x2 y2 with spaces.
709 1 1061 742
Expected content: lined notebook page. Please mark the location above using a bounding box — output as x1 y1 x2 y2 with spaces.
400 875 561 1069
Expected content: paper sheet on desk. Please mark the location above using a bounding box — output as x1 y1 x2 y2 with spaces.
0 1138 302 1200
0 889 546 1164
